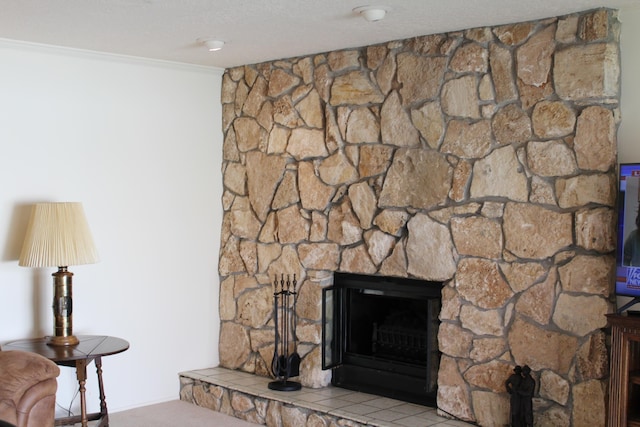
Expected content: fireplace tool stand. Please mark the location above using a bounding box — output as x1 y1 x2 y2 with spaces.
269 274 301 391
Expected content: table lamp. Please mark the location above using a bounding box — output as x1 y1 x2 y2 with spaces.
19 202 99 346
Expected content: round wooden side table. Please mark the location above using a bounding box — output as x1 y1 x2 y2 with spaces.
3 335 129 427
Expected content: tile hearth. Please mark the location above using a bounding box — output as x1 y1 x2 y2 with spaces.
179 367 473 427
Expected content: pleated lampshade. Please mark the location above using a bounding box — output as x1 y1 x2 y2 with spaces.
19 202 99 267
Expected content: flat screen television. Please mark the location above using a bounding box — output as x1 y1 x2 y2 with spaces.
616 163 640 312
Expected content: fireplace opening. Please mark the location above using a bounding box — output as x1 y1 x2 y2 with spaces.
322 272 442 406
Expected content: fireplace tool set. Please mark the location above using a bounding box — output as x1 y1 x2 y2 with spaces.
269 273 302 391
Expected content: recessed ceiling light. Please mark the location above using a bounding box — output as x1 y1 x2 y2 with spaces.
353 5 390 22
198 38 225 52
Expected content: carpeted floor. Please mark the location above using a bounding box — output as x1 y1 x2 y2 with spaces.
103 400 257 427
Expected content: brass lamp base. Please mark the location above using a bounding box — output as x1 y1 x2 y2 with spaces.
47 267 79 347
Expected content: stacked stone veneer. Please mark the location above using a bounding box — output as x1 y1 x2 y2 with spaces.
218 8 620 427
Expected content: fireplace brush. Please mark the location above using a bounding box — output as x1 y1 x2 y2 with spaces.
269 273 301 391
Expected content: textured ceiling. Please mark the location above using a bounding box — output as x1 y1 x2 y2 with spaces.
0 0 638 69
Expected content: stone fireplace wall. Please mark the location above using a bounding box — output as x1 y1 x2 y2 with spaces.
218 9 619 426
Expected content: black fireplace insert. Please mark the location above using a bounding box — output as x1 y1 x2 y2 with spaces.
322 272 442 406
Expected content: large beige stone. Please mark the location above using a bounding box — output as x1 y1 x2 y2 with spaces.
219 237 245 275
450 42 488 73
296 89 324 129
437 356 474 421
558 255 615 296
554 43 619 100
272 170 299 209
374 210 409 236
494 23 535 45
273 96 301 128
531 101 576 139
489 44 517 103
298 162 335 211
327 199 362 245
345 107 379 143
239 240 257 275
556 173 616 208
451 216 502 259
245 152 287 222
572 380 606 427
411 101 444 149
397 53 446 106
516 25 555 87
527 140 577 177
298 243 339 271
441 120 492 158
456 258 513 309
515 268 556 325
256 243 282 273
576 331 609 381
379 239 408 277
267 125 290 154
243 76 267 117
330 71 384 105
381 91 420 147
219 276 236 321
441 75 480 119
224 162 247 195
406 213 456 281
460 305 503 336
219 322 251 369
229 197 261 240
503 202 572 259
276 205 309 244
375 49 396 96
470 338 506 363
328 50 360 71
500 262 547 293
268 69 301 97
574 106 616 172
296 279 322 322
380 148 452 210
552 293 609 336
470 146 528 202
580 10 610 42
309 211 328 242
508 317 578 373
358 145 394 178
492 104 531 147
340 244 377 274
471 390 510 427
439 322 473 358
237 286 272 328
575 208 616 253
318 151 358 186
348 182 377 229
539 370 570 405
234 117 267 152
364 229 396 266
299 347 331 388
287 128 327 160
464 360 513 393
266 246 305 286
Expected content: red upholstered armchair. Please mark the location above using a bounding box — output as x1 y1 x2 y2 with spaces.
0 350 59 427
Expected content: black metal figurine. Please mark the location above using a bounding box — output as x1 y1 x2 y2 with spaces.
269 274 301 391
506 364 534 427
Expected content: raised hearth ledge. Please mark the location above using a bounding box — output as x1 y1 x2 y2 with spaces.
179 367 474 427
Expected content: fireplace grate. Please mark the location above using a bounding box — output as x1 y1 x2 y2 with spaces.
372 319 428 364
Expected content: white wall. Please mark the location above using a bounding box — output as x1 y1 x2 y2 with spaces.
619 5 640 162
0 40 223 414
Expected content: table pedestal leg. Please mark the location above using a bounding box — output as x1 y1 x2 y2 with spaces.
96 356 109 424
75 360 89 427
